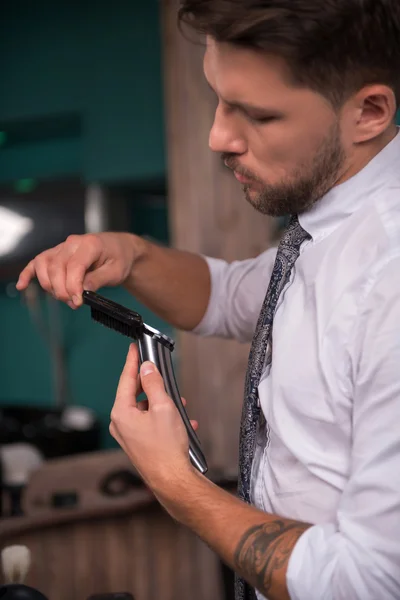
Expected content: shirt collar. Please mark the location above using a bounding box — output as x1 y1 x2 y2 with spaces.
298 128 400 242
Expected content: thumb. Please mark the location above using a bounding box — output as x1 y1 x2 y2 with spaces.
140 362 170 408
114 344 140 411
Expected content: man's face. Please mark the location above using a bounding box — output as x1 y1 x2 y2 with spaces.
204 38 349 217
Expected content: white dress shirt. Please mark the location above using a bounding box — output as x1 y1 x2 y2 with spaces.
193 131 400 599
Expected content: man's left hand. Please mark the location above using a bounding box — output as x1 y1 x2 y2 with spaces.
109 344 198 491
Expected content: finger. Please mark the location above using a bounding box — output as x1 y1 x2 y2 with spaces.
48 256 69 301
181 397 187 407
113 344 140 414
16 261 36 291
83 263 124 297
34 257 55 295
140 361 171 408
17 245 61 293
66 259 96 306
65 239 104 305
190 420 198 431
47 240 82 301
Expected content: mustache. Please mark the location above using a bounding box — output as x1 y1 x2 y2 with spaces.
221 153 240 171
221 153 260 182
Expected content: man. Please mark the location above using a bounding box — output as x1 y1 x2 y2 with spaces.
17 1 400 598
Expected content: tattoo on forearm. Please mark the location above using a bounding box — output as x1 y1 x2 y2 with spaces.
234 519 310 596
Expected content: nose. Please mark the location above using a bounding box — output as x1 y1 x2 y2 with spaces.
209 105 247 155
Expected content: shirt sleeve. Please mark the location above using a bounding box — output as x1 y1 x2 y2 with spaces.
286 256 400 600
192 249 277 343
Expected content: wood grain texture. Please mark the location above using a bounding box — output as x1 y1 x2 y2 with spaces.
0 507 225 600
161 0 275 473
0 450 237 599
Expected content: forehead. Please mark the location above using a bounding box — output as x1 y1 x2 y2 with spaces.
203 38 335 120
203 37 294 100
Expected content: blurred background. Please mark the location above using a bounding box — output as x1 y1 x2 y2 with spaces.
1 1 268 598
0 0 169 453
2 2 397 599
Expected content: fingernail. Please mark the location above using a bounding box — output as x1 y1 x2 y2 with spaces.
141 361 155 376
67 301 76 310
72 295 81 306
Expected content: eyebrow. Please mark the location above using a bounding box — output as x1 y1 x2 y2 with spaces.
205 79 284 118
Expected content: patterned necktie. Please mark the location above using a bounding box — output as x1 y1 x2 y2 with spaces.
235 215 311 600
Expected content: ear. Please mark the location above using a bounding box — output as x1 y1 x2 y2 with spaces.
352 84 397 143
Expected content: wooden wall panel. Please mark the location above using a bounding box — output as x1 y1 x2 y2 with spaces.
161 1 275 472
0 452 237 599
1 507 225 600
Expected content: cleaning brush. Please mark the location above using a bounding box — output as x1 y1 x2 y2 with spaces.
1 545 31 584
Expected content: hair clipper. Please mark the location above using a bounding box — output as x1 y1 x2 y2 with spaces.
82 290 208 474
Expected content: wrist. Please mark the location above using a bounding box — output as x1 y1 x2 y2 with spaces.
123 233 151 283
151 464 202 521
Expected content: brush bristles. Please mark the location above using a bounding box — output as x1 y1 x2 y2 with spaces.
91 308 136 339
1 545 31 584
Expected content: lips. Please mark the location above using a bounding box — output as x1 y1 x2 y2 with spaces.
234 171 253 184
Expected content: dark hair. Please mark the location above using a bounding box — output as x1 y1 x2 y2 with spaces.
178 0 400 109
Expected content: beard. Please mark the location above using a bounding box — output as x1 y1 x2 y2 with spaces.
222 121 346 218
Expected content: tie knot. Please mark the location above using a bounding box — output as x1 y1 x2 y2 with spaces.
280 214 311 250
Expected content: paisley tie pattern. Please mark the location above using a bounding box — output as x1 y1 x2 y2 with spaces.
235 215 311 600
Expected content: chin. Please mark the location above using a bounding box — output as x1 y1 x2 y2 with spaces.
243 185 261 201
243 187 264 210
244 189 287 218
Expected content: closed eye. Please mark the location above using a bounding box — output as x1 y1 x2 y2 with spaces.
247 114 277 124
234 105 280 125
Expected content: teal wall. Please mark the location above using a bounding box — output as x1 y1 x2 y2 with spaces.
0 201 171 449
0 286 173 449
0 1 171 448
0 0 166 185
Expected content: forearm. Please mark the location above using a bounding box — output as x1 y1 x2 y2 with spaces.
123 236 211 331
155 469 311 600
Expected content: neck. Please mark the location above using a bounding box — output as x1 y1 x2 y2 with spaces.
337 124 398 186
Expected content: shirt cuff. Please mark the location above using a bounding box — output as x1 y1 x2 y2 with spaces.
191 255 228 337
286 523 339 600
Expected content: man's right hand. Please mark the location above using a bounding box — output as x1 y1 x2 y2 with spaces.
16 232 141 309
